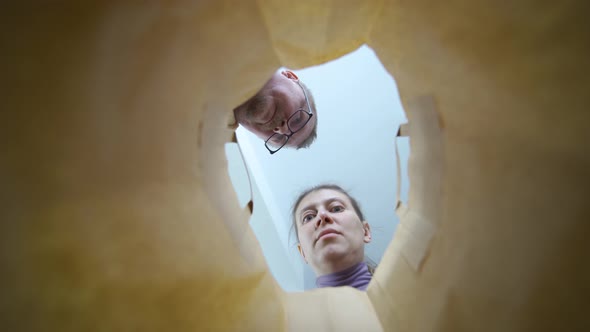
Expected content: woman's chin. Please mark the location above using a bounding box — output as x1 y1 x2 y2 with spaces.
318 245 348 261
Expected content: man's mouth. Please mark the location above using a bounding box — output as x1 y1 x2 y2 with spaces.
261 107 277 125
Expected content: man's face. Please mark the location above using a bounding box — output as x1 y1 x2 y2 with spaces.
233 70 316 148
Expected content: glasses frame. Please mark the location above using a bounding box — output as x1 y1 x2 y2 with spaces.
264 81 314 155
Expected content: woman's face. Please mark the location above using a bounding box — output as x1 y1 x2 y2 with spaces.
295 189 371 275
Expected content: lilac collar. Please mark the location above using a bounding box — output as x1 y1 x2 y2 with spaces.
316 262 372 291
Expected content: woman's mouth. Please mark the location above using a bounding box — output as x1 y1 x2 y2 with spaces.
316 229 340 244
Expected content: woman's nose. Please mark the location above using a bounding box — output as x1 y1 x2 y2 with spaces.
273 120 288 134
316 210 333 228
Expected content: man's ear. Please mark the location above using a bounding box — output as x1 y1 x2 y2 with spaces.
362 221 372 244
297 243 308 263
281 70 299 81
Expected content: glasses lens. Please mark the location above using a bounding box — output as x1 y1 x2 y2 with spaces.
265 134 288 152
288 110 311 132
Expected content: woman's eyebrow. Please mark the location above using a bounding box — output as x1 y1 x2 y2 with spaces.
298 204 315 219
298 198 344 218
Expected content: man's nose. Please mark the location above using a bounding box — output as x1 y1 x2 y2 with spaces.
315 210 333 228
273 120 289 134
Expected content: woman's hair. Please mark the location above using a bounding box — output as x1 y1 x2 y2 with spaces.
290 184 377 274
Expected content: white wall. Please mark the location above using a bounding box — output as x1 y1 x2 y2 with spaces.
225 142 304 291
227 45 411 290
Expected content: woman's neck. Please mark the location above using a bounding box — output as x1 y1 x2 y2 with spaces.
316 261 372 291
314 252 364 276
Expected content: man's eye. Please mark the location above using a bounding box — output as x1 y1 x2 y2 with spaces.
270 135 286 145
292 113 303 125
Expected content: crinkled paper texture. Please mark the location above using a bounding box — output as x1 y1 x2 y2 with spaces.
1 1 588 331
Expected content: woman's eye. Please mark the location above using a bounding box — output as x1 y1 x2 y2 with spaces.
302 214 315 224
330 205 344 213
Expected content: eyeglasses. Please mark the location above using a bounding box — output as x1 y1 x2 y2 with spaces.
264 81 314 155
